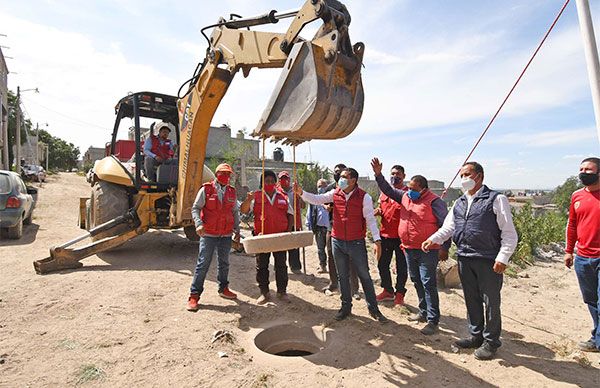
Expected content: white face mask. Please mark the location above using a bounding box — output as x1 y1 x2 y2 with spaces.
461 176 476 191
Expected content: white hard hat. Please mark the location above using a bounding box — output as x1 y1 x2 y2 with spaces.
155 121 175 132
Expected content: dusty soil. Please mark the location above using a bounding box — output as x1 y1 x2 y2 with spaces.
0 173 599 387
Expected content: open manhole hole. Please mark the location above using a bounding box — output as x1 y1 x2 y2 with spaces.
254 324 331 357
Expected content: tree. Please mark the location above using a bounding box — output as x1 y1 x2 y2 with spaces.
6 90 32 169
38 129 80 171
551 176 581 215
296 162 331 191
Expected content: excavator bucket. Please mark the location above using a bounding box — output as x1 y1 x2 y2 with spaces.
254 39 364 142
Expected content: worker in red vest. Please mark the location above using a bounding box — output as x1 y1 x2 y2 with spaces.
143 121 177 181
187 163 240 312
295 168 388 323
372 157 449 336
374 164 409 306
278 170 305 274
240 170 294 305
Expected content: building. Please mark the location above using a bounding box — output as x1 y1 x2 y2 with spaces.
83 146 106 166
0 47 8 170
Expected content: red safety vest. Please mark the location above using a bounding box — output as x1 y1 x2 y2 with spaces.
398 189 441 249
331 187 367 241
200 181 236 235
253 191 289 235
379 190 403 239
150 135 174 160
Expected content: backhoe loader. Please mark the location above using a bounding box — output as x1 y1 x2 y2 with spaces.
34 0 365 274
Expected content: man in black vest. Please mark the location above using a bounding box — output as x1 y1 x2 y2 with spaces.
422 162 517 360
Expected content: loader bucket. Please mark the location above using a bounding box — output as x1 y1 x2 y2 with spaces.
253 40 364 142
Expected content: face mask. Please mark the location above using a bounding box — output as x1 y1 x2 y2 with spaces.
390 176 402 186
263 183 276 192
338 177 349 190
279 179 290 189
318 186 327 194
333 173 341 183
579 172 599 186
407 189 421 201
461 176 476 191
216 174 230 185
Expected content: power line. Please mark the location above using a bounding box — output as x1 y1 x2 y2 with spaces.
21 97 110 131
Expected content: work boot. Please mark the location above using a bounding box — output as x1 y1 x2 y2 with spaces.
256 292 271 305
407 313 426 323
376 289 395 302
420 322 438 335
454 336 484 349
578 339 600 352
276 292 291 303
474 342 497 360
218 287 237 300
335 308 352 321
369 310 389 324
317 264 328 274
394 291 405 306
186 293 200 312
352 292 361 301
291 268 302 274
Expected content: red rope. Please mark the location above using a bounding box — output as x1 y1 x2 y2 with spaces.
442 0 572 198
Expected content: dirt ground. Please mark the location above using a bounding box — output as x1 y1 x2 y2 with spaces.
0 173 599 387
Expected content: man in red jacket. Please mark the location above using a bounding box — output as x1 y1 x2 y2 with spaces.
187 163 240 311
143 122 177 182
241 170 294 304
375 164 409 306
565 157 600 353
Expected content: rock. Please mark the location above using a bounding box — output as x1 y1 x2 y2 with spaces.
450 345 460 354
518 273 530 279
437 260 461 289
218 351 228 358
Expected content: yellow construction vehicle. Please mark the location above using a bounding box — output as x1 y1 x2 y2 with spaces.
34 0 365 274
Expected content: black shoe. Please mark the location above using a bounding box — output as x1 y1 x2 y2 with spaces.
474 342 497 360
420 322 438 335
335 309 352 321
369 310 389 324
454 336 484 349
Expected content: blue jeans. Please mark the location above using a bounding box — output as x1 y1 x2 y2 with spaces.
331 238 379 313
190 236 232 295
405 249 440 324
574 255 600 350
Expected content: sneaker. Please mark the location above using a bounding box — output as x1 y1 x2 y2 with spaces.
369 310 389 324
420 322 438 335
578 339 600 353
317 265 328 274
256 292 270 305
352 292 361 301
407 313 427 323
218 287 237 300
187 293 200 312
474 342 497 360
276 292 291 303
376 289 395 302
335 308 352 321
291 268 302 274
454 336 484 349
394 292 405 306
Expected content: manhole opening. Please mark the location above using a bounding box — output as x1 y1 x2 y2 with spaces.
254 324 330 358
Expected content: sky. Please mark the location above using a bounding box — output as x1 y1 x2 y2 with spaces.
1 0 599 189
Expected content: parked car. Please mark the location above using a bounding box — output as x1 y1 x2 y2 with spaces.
21 164 47 182
0 170 37 239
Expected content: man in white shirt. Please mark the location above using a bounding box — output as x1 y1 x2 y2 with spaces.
422 161 517 360
294 167 388 323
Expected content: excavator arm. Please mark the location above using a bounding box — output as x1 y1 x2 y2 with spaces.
176 0 365 224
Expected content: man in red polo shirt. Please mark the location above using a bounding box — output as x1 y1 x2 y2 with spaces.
241 170 294 304
375 164 409 306
187 163 240 311
565 157 600 353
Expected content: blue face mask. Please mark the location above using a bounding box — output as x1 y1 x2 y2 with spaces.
338 177 349 190
390 176 402 186
407 189 421 201
318 186 327 194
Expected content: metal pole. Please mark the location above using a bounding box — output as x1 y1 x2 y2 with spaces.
15 86 20 171
35 122 39 165
575 0 600 142
1 100 7 169
45 144 48 171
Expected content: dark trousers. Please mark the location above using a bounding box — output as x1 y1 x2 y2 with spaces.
288 248 301 271
256 251 288 294
326 230 359 292
574 255 600 350
458 256 503 348
406 249 440 324
378 237 408 294
314 226 328 266
331 238 379 313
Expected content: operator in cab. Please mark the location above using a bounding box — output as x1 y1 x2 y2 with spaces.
143 121 177 182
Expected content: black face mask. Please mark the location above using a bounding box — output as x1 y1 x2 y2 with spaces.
579 172 599 186
333 173 341 183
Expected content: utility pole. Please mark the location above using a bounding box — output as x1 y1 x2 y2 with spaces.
15 86 20 171
575 0 600 143
35 122 39 165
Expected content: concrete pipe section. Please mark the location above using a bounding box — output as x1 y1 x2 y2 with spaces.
253 323 333 358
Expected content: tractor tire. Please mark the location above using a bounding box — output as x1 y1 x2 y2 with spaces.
90 180 130 241
8 216 23 239
184 225 200 242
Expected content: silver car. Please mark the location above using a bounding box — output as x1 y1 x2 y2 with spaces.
0 170 37 239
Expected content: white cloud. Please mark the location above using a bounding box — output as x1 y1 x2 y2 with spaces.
493 127 598 147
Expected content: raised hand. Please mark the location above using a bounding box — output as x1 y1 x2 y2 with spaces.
371 157 383 176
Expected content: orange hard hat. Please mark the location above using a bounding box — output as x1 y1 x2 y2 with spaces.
215 163 234 174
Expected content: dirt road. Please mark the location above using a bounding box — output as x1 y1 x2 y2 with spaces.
0 173 598 387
